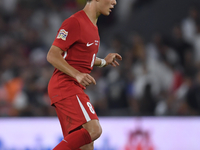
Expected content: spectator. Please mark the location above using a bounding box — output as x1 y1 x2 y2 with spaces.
181 5 199 44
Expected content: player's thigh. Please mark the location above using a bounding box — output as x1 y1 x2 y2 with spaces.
80 142 94 150
54 93 99 137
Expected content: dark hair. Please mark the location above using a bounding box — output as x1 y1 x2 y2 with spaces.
87 0 92 1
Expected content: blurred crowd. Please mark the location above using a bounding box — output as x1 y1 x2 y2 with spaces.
0 0 200 117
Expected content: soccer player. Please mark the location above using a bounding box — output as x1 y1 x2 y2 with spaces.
47 0 121 150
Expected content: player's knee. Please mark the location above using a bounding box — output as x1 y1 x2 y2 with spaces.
83 120 102 141
93 123 102 140
80 142 94 150
87 123 102 141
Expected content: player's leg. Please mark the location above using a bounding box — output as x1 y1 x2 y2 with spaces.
53 104 93 150
79 119 102 150
53 127 92 150
82 119 102 141
78 120 102 150
54 119 101 150
52 94 101 150
74 119 101 150
80 142 94 150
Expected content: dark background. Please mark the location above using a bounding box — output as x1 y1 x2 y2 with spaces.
0 0 200 117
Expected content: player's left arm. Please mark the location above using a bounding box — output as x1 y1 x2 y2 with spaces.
94 53 122 67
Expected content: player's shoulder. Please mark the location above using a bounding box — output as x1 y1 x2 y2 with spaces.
72 10 84 18
62 16 79 27
62 10 83 25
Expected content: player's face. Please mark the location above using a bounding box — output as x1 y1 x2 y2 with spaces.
98 0 117 16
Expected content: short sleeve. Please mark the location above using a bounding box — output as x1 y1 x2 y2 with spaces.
52 17 80 51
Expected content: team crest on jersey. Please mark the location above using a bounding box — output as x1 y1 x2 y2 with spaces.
57 29 68 40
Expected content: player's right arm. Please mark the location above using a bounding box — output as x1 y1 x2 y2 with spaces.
47 45 96 87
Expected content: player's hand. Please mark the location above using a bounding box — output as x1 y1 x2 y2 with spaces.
104 53 122 67
75 72 96 87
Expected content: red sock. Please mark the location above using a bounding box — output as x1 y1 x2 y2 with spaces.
53 128 92 150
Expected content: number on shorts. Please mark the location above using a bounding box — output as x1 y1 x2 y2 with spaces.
87 102 95 114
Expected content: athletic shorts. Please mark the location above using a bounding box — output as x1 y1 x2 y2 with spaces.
53 93 99 137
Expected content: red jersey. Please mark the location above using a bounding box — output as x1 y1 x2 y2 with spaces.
48 10 100 105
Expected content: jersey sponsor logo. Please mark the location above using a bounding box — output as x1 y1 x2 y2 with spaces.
86 42 94 47
57 29 68 40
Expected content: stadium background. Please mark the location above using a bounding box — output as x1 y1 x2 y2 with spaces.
0 0 200 149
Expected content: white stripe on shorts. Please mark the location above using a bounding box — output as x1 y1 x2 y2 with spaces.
76 95 91 122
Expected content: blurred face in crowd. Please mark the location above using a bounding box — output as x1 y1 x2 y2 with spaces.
189 7 198 19
97 0 117 16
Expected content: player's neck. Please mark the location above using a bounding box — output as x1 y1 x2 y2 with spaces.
83 2 100 26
